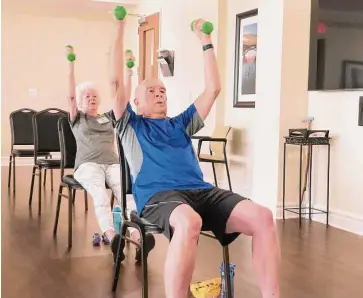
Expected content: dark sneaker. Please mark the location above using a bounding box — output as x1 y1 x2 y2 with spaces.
111 234 125 263
102 234 110 245
135 233 156 264
92 233 101 246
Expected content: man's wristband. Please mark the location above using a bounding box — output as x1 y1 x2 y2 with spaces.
203 44 214 51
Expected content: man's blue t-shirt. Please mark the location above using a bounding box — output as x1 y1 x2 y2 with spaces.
113 103 213 214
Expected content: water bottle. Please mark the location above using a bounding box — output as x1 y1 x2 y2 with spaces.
112 206 122 234
220 262 235 298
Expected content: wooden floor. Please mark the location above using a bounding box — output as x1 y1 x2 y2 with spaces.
2 166 363 298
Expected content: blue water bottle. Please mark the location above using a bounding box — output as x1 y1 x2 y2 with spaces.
220 262 235 297
112 206 122 234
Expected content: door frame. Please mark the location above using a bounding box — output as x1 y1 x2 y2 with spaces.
138 12 160 83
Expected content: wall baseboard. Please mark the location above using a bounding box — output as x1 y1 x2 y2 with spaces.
276 202 363 236
1 156 34 166
312 204 363 236
276 203 300 219
1 155 61 167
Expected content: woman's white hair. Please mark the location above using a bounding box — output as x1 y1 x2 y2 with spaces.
75 81 100 108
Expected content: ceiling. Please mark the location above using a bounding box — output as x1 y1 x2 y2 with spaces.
2 0 139 19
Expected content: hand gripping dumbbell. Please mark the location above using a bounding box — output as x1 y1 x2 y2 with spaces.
190 19 214 35
65 45 76 62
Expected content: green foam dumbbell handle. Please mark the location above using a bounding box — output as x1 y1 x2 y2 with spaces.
114 6 127 20
190 20 214 35
202 21 214 34
126 59 135 68
67 53 76 62
190 20 196 32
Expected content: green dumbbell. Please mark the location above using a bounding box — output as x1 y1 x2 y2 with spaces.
125 49 135 68
191 20 214 35
114 6 127 20
126 59 135 68
65 45 76 62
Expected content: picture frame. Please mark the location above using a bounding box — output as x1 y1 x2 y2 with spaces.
233 9 258 108
342 60 363 89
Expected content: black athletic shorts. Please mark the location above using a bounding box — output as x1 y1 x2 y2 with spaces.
140 187 248 246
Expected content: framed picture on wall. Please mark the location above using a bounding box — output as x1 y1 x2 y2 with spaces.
342 60 363 89
233 9 258 108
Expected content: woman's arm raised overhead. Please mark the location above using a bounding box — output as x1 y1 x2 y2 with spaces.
66 45 77 121
111 12 128 121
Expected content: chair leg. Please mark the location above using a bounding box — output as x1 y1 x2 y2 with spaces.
53 185 64 235
112 222 127 292
43 156 48 187
84 190 88 211
29 166 36 206
141 229 149 298
225 162 232 191
38 168 42 215
12 156 16 194
212 162 218 187
50 154 54 191
68 187 73 247
51 169 54 191
223 246 232 298
8 155 12 188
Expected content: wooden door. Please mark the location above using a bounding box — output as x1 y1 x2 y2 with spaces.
138 13 160 83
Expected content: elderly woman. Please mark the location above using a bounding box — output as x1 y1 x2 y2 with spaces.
66 19 154 263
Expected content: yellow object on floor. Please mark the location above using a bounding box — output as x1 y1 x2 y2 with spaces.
190 278 221 298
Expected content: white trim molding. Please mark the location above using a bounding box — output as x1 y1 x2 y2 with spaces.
1 154 61 167
276 203 363 236
1 156 34 166
312 204 363 236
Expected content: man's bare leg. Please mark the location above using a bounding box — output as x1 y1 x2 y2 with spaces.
164 204 202 298
226 200 281 298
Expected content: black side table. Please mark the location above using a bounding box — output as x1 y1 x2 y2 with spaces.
282 129 331 226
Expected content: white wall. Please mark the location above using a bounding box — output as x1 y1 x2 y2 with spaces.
1 11 139 156
217 0 258 198
308 91 363 234
218 0 311 213
158 0 218 132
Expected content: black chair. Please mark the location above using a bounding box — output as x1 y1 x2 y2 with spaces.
53 116 115 247
29 108 67 214
191 126 232 191
112 137 233 298
8 108 52 193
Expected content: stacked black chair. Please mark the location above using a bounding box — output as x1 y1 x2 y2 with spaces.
8 108 52 193
29 108 67 214
112 137 233 298
53 116 115 247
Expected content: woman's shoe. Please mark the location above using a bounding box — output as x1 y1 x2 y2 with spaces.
92 233 101 246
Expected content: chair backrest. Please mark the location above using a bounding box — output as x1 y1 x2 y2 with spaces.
9 108 37 146
58 116 77 174
210 126 231 157
116 135 133 220
32 108 68 160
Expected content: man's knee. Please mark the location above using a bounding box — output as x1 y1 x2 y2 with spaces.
255 205 274 231
170 204 202 240
227 201 275 235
